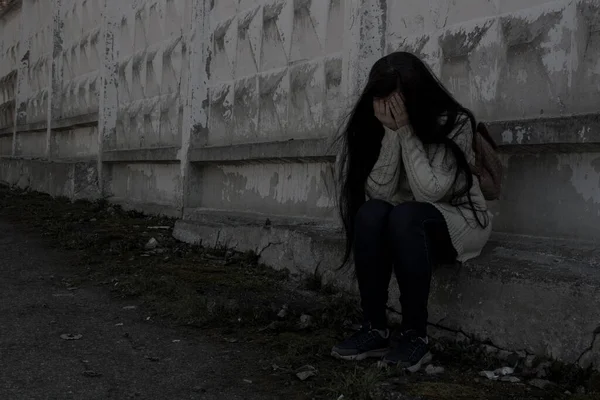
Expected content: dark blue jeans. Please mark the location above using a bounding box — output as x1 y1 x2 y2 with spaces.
354 199 457 336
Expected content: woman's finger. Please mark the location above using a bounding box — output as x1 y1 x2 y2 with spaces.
374 99 382 116
388 96 400 119
391 94 405 118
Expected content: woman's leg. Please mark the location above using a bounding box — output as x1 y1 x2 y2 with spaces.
382 201 457 370
331 199 394 361
353 199 394 329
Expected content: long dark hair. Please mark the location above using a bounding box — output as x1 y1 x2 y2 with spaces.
337 52 488 267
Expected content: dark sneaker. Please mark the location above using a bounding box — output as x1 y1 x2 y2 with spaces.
380 330 432 372
331 326 390 361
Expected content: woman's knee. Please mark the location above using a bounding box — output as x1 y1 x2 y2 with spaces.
355 199 393 231
387 202 434 236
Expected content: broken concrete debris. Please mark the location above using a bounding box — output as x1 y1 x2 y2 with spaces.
145 238 159 250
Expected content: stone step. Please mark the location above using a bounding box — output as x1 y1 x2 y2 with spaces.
174 210 600 370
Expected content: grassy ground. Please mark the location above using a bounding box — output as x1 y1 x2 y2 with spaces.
1 185 599 400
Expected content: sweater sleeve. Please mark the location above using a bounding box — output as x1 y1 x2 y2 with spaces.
365 127 402 202
398 125 458 203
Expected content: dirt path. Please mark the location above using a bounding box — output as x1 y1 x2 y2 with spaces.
0 220 300 400
0 186 598 400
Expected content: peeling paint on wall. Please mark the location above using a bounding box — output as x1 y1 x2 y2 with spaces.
198 162 335 218
564 154 600 205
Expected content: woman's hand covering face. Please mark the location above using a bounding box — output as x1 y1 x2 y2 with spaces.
373 93 409 131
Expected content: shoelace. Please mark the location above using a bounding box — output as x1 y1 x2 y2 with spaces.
397 332 426 359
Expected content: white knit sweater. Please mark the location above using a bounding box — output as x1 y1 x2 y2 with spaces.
366 124 492 262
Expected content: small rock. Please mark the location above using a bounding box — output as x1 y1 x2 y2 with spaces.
60 334 83 340
564 390 572 395
480 367 514 381
296 365 317 381
480 371 497 380
529 379 555 390
500 376 521 383
298 314 314 330
122 305 137 310
495 366 515 376
296 370 316 381
576 386 586 395
145 238 159 250
425 364 444 375
497 350 513 361
243 379 253 384
277 305 288 319
145 356 160 362
516 350 527 358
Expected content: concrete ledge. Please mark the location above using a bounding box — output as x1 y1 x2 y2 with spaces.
0 113 99 136
185 115 600 165
102 147 180 163
488 113 600 152
0 156 100 200
189 138 335 164
14 121 47 134
174 211 600 370
51 113 98 131
0 127 14 136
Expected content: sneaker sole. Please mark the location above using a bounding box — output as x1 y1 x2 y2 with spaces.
405 351 432 373
377 351 433 372
331 348 389 361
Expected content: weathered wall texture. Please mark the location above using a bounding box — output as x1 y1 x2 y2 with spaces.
0 0 598 236
189 0 346 217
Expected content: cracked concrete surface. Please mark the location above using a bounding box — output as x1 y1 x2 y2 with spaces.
578 327 600 370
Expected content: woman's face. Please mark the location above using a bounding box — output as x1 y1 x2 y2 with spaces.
372 91 405 110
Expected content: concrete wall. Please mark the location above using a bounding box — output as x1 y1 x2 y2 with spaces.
0 0 599 237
